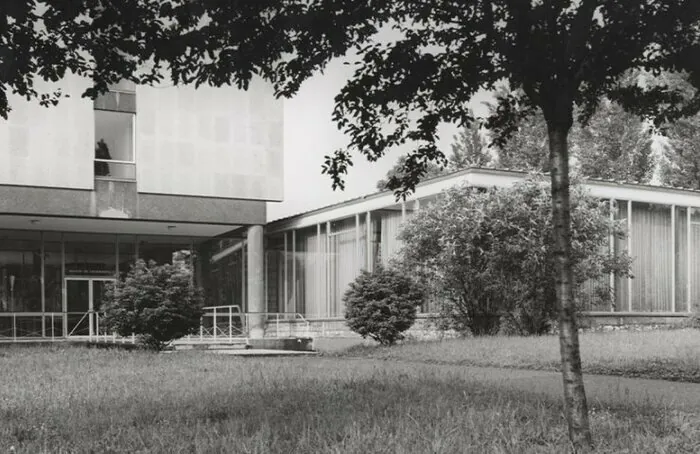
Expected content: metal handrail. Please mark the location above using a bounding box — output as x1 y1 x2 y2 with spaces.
94 158 136 165
67 312 90 337
195 308 312 341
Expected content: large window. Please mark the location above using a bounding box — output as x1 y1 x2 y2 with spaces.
64 234 117 277
0 231 42 312
94 85 136 180
44 234 63 313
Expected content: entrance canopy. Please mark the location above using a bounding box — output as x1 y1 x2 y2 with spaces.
0 214 245 340
0 214 240 238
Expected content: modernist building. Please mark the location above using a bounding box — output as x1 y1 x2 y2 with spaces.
3 72 698 341
206 168 700 336
0 75 282 340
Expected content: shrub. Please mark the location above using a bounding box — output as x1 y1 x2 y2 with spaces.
684 309 700 330
344 265 425 345
397 173 632 336
101 258 205 351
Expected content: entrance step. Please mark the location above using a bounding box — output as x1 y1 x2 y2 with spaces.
172 339 251 351
172 337 315 352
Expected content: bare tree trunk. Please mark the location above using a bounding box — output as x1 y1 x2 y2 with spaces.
547 122 593 452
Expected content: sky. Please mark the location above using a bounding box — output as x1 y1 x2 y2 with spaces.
267 58 492 222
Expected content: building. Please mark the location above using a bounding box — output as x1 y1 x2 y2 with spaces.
2 72 697 341
0 75 282 340
210 167 699 337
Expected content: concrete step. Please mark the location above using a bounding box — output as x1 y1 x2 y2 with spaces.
172 337 315 352
173 342 251 351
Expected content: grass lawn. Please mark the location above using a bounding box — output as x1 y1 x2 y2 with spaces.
1 345 699 453
333 328 700 383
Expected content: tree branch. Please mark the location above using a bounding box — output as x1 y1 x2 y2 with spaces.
567 0 599 86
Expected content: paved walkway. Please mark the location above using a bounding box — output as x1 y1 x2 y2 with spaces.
326 358 700 411
455 364 700 411
206 349 318 357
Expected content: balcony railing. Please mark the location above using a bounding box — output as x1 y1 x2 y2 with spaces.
94 159 136 181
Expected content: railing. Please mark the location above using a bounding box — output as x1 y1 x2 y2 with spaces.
259 312 312 338
0 308 312 343
188 306 312 343
94 159 136 180
0 311 136 343
194 305 247 342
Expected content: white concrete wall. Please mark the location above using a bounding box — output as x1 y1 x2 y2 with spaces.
135 78 284 201
0 75 284 202
0 74 95 189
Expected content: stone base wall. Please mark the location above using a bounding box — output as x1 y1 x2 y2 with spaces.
266 313 692 339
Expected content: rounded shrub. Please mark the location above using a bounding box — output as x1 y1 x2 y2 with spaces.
343 265 425 345
101 258 205 351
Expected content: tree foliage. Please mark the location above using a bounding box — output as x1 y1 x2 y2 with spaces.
492 109 551 172
447 110 492 170
398 175 631 336
101 258 205 351
487 94 655 183
376 155 445 191
659 114 700 189
377 113 490 190
573 98 655 183
343 265 425 345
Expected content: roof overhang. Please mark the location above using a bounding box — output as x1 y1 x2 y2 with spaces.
266 168 700 234
0 214 240 239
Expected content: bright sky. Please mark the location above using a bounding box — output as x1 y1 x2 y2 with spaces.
267 58 492 222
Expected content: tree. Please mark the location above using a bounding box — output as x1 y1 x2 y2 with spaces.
398 174 631 336
486 94 655 183
448 110 492 170
378 114 490 190
4 1 700 449
376 155 445 191
493 110 551 172
343 265 425 345
659 114 700 189
574 98 655 183
101 259 205 351
656 71 700 189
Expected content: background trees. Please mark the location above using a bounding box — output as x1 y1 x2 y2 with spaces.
574 99 655 183
659 114 700 189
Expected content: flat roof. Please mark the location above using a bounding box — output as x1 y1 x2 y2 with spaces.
262 167 700 234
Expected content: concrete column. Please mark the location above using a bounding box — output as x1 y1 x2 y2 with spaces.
247 225 265 339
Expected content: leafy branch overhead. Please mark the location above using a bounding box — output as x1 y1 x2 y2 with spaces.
3 3 698 192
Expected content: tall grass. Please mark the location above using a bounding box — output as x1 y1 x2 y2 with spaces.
337 329 700 382
0 345 699 453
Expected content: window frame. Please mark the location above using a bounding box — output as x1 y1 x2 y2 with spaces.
93 87 137 181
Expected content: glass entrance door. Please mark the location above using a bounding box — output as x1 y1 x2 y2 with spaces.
65 278 114 337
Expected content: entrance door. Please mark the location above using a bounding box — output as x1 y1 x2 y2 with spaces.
65 278 115 337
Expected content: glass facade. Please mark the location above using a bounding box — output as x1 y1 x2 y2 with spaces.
256 195 700 320
0 230 205 339
0 231 42 313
